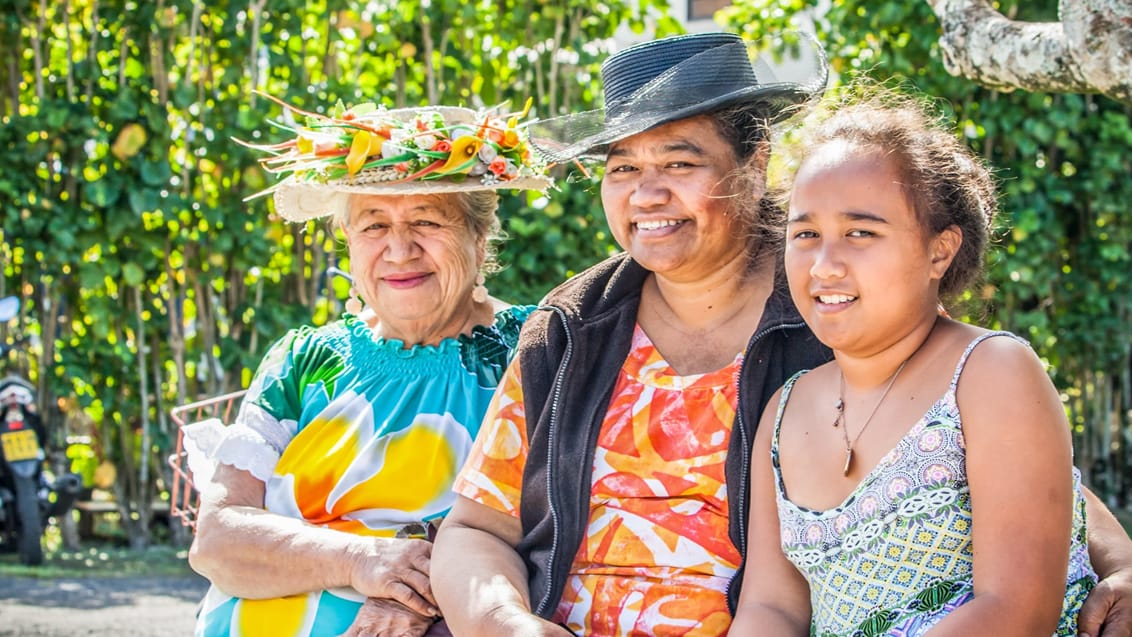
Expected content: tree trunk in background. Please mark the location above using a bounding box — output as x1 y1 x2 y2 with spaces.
133 286 151 549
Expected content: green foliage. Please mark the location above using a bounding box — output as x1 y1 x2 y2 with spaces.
723 0 1132 500
0 0 680 546
7 0 1128 521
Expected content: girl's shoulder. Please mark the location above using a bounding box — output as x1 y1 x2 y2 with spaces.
940 322 1050 415
773 362 838 427
784 360 838 397
937 321 1035 375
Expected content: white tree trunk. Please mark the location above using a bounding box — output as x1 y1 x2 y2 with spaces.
925 0 1132 105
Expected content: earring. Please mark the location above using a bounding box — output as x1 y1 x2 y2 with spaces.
345 286 364 315
472 273 488 304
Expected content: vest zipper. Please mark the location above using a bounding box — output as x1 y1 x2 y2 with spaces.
726 320 808 607
535 306 574 617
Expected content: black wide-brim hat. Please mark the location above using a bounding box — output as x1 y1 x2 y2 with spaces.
531 32 829 163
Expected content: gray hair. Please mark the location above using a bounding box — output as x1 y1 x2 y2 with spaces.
334 191 505 274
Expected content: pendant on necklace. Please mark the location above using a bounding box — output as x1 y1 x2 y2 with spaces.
843 447 853 476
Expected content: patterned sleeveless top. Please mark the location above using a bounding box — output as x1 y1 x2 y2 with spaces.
770 332 1096 637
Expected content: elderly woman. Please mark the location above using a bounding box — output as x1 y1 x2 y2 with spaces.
185 100 550 637
431 32 1132 637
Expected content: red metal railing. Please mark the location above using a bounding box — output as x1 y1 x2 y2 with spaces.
167 390 247 529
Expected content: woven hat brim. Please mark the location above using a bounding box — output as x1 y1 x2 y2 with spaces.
273 173 553 222
530 34 828 164
532 84 810 163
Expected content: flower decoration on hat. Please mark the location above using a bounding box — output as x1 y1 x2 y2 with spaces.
240 93 548 202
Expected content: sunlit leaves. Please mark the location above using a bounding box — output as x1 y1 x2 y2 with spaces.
110 123 148 160
1 0 684 545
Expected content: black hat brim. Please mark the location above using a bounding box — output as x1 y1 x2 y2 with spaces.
529 34 829 164
561 85 811 162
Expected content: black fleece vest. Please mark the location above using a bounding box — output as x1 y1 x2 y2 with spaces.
514 253 832 617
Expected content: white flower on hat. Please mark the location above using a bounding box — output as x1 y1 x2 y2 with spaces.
477 144 498 163
381 140 404 159
449 125 475 140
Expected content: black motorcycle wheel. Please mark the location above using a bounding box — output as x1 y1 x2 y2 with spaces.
14 476 43 566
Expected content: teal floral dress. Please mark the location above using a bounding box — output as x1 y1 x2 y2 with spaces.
771 332 1096 637
187 306 533 637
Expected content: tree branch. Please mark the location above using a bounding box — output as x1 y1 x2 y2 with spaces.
924 0 1132 105
63 0 75 102
1060 0 1132 104
248 0 266 108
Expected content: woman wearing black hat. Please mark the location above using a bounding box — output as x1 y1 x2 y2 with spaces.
431 32 1132 637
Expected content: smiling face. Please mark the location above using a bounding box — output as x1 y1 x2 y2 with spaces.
785 141 960 356
600 115 751 283
344 193 485 345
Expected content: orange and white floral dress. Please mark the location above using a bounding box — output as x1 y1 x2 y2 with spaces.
455 325 742 636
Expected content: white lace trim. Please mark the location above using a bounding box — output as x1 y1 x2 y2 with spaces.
181 402 295 486
181 418 226 489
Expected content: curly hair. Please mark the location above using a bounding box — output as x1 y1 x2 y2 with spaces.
453 190 505 275
774 87 998 302
333 190 505 274
704 104 783 268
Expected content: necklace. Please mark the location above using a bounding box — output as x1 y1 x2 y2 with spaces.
832 323 936 476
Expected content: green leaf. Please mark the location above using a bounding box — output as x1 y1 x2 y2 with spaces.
140 160 171 186
128 189 158 215
122 263 145 287
86 179 120 208
106 209 133 241
78 263 104 290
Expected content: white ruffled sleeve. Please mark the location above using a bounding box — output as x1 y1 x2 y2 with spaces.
182 401 298 486
181 326 310 488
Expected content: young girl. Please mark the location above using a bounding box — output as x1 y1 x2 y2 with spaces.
731 92 1097 636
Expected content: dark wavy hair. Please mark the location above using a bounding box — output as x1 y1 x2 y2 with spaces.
705 104 784 270
773 85 998 303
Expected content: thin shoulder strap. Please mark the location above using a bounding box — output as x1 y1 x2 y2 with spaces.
948 331 1030 392
770 370 808 457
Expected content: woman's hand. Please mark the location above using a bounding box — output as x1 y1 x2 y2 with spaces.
1077 486 1132 637
339 598 435 637
1077 565 1132 637
192 464 443 607
348 537 439 619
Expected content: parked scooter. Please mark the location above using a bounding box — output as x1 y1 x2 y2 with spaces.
0 296 82 565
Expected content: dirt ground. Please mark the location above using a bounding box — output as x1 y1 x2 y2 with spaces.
0 573 209 636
